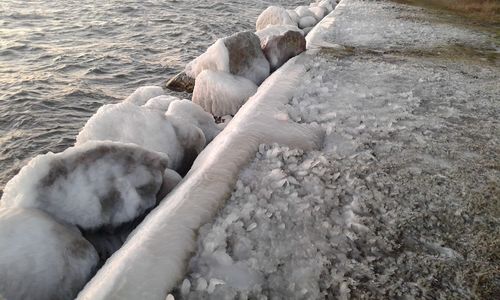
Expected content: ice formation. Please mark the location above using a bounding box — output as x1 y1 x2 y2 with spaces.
286 9 300 25
256 25 306 71
124 86 165 106
0 207 98 300
309 6 327 20
143 95 179 112
255 6 296 31
295 6 315 19
186 32 270 86
192 70 258 116
0 141 169 230
299 16 317 29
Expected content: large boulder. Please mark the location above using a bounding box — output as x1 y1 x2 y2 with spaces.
185 32 270 85
124 86 164 105
256 25 306 71
192 70 258 116
0 207 99 300
256 6 296 31
0 141 169 230
165 71 195 93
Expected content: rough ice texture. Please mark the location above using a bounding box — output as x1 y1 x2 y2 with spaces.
256 26 306 72
255 6 296 31
143 95 179 112
178 1 499 297
295 6 315 18
192 70 258 116
309 6 327 20
0 207 98 300
307 0 495 50
0 141 168 230
77 56 324 300
286 9 300 25
185 32 270 86
124 86 165 106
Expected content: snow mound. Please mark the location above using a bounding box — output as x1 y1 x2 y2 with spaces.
124 86 164 105
192 70 258 116
143 95 179 112
0 141 168 229
256 6 296 31
0 207 98 300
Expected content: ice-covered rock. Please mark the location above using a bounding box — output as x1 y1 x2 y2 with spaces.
192 70 258 116
0 207 98 300
256 25 306 72
165 99 221 144
124 86 164 105
295 6 315 19
303 26 314 36
317 0 334 12
185 32 270 85
0 141 169 230
165 71 196 93
309 6 327 20
299 16 317 29
286 9 300 25
256 6 296 31
143 95 179 112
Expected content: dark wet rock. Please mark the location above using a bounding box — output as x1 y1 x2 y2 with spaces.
165 71 195 93
257 26 306 71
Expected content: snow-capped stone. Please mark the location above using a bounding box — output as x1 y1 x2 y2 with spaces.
185 32 270 85
0 141 169 230
286 9 300 25
0 207 98 300
256 25 306 71
143 95 179 112
295 6 315 19
299 16 317 29
309 6 327 20
256 6 296 31
165 71 195 93
192 70 258 116
317 0 334 12
124 86 164 105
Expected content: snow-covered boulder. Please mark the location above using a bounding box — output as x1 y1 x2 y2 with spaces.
165 71 195 93
256 6 296 31
295 6 315 19
0 141 169 230
317 0 334 12
256 25 306 71
299 16 317 29
286 9 300 25
186 32 270 85
309 6 327 20
143 95 178 112
192 70 258 116
165 99 221 144
124 86 164 105
0 207 98 300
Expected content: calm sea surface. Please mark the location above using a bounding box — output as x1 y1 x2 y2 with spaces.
0 0 306 195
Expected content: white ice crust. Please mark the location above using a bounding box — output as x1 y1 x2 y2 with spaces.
192 70 258 116
185 40 230 79
0 207 98 300
77 55 324 300
124 86 165 106
143 95 179 112
256 6 296 31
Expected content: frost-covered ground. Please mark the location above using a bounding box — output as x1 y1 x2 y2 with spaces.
176 0 498 299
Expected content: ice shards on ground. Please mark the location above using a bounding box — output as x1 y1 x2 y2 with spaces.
0 141 168 230
124 86 165 106
255 6 296 31
192 70 258 116
0 207 98 300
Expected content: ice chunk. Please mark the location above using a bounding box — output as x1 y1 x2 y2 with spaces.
295 6 315 19
124 86 164 105
309 6 327 20
192 70 258 116
256 6 296 31
143 95 179 112
185 39 230 79
0 141 168 229
286 9 300 24
0 207 98 300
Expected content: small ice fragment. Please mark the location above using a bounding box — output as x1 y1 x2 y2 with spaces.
247 222 257 231
165 294 175 300
196 278 208 291
181 279 191 295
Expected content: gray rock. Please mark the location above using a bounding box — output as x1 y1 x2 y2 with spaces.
165 71 195 93
257 26 306 72
223 31 270 85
